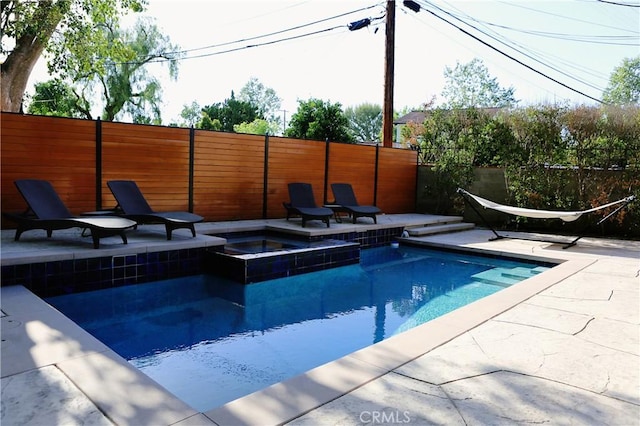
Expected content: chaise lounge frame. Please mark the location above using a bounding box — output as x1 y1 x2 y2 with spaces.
107 180 203 240
284 182 333 228
5 179 136 249
330 183 381 224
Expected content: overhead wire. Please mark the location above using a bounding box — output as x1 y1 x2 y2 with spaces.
401 7 589 103
436 0 613 87
107 0 633 105
455 0 638 41
496 0 638 32
596 0 640 7
413 0 607 103
467 1 637 84
154 25 347 62
124 2 386 65
453 18 639 46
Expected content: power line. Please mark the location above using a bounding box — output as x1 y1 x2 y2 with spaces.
438 0 634 87
434 0 612 89
496 0 639 32
399 6 580 101
117 3 385 65
596 0 640 7
449 16 639 46
156 3 384 57
153 25 347 63
415 0 606 103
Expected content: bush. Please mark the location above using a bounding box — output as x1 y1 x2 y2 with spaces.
413 104 639 237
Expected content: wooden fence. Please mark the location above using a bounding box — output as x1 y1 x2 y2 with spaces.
1 112 417 227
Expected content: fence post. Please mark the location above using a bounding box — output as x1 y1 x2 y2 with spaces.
324 138 330 204
374 144 380 206
414 146 420 212
95 118 102 210
189 126 195 212
263 133 270 219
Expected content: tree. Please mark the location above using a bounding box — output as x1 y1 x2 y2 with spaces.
441 58 517 109
344 103 383 143
238 77 282 131
26 79 88 118
234 118 271 135
285 98 355 143
199 115 222 131
87 17 180 122
1 0 145 112
603 56 640 105
175 101 202 127
200 91 259 132
25 17 181 123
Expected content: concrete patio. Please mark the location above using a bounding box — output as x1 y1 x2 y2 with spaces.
1 216 639 425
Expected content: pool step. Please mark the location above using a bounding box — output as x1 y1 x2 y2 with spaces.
501 266 546 280
405 222 475 237
471 266 542 288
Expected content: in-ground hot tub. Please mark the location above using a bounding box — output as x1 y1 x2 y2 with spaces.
205 233 360 284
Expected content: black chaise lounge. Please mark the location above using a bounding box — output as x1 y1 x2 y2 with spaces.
331 183 381 224
4 179 136 249
107 180 203 240
284 182 333 228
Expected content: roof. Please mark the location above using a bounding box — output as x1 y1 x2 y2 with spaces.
394 111 426 125
394 107 505 125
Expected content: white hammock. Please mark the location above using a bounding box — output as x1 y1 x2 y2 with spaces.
458 189 636 223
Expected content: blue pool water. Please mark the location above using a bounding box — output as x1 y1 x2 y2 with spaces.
47 245 550 411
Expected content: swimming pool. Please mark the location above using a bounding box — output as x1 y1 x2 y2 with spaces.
46 245 551 412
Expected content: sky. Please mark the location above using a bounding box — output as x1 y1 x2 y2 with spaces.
25 0 640 125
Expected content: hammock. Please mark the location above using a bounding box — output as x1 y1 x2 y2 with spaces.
458 189 635 223
457 188 636 248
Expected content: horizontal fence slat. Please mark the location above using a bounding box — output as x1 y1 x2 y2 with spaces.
1 113 417 226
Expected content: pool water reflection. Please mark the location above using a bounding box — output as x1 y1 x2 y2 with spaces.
46 245 550 411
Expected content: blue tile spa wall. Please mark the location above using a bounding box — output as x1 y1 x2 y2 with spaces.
206 242 360 284
309 227 405 248
214 227 405 249
1 248 205 297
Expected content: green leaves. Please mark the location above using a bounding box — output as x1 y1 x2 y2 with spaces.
238 77 282 125
603 56 640 105
285 98 355 143
344 103 383 143
1 0 150 112
441 58 517 109
26 79 88 118
200 92 259 132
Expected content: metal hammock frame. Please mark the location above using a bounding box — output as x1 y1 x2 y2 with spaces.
458 188 636 249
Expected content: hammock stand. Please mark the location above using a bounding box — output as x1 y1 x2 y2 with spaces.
457 188 636 249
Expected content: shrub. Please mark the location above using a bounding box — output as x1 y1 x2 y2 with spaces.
414 104 639 236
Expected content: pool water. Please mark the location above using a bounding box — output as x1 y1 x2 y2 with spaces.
46 245 550 412
220 236 307 255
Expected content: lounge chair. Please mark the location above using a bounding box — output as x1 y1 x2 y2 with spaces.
284 182 333 228
107 180 203 240
4 179 136 248
331 183 381 224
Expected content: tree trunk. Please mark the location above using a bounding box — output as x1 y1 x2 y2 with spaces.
1 34 48 112
1 2 64 112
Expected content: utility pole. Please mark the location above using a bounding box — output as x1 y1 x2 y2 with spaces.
281 109 287 135
382 0 395 148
